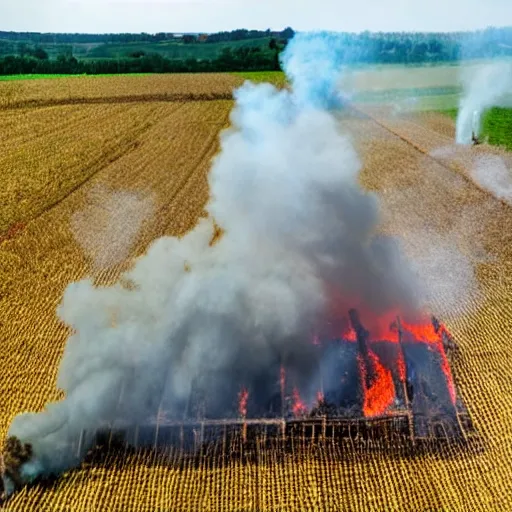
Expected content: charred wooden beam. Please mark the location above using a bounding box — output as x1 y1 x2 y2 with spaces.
431 315 457 352
395 316 413 405
348 308 376 388
399 320 461 440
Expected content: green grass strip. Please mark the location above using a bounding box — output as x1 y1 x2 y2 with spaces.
440 107 512 151
0 73 152 81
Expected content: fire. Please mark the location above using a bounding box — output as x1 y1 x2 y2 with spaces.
397 351 406 382
238 387 249 417
401 320 439 343
373 323 399 343
342 327 357 342
333 310 457 415
340 311 400 343
292 388 308 417
358 351 395 417
440 350 457 405
233 312 456 424
402 320 457 404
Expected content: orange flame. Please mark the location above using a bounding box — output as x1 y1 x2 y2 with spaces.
373 323 399 343
359 351 395 417
340 311 400 343
439 349 456 405
401 320 439 343
342 327 357 341
292 388 308 417
401 320 456 404
238 387 249 417
298 307 457 419
397 351 406 383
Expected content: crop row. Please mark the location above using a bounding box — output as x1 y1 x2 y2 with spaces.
0 73 243 109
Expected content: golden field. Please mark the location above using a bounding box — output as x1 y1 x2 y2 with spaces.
1 73 512 511
0 73 236 108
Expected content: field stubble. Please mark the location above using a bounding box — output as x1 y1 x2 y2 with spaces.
0 73 240 109
0 76 237 453
1 74 512 511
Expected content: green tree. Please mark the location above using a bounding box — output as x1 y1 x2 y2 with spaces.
31 46 48 60
280 27 295 40
16 42 29 56
128 50 146 58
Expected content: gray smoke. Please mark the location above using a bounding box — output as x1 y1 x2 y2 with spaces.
5 32 423 491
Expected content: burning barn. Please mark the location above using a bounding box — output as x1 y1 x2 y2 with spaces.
1 304 478 500
0 32 481 501
82 310 475 455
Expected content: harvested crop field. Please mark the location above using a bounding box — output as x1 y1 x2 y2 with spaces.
1 73 512 511
0 73 239 109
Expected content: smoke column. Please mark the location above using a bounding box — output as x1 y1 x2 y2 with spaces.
456 61 512 144
3 32 422 493
280 31 349 109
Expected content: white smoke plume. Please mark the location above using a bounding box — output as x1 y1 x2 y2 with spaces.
456 61 512 144
280 31 351 109
4 32 424 491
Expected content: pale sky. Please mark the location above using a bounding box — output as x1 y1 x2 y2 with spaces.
1 0 511 34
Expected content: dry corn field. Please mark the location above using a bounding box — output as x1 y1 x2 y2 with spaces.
1 74 512 511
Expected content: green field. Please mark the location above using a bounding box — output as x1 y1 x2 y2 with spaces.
231 70 286 86
0 73 151 81
354 86 461 110
0 74 74 81
23 37 275 60
344 63 511 151
1 71 285 83
442 107 512 151
481 107 512 150
0 37 276 68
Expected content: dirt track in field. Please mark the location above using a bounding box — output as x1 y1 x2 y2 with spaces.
2 78 512 511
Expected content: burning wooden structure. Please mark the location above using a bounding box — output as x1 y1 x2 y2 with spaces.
82 311 476 457
1 311 479 500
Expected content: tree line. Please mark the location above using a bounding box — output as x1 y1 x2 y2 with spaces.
0 28 296 44
0 27 511 75
0 46 282 75
204 28 295 43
